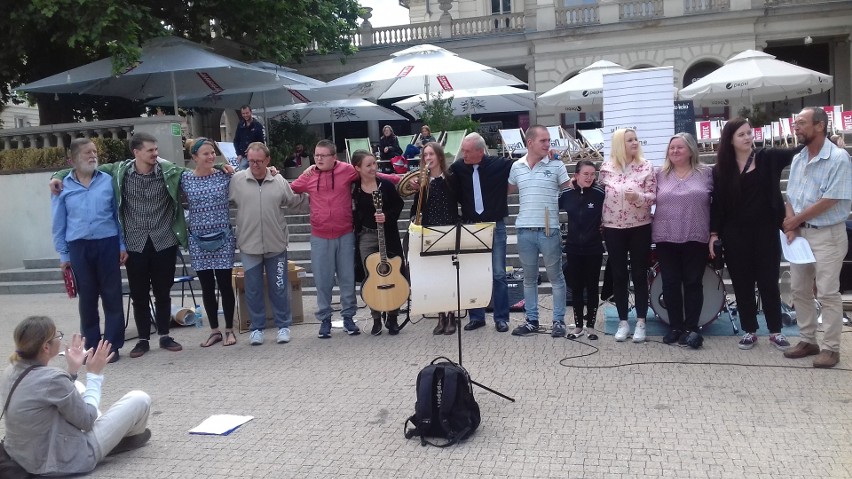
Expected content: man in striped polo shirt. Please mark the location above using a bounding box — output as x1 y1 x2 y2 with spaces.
509 125 572 338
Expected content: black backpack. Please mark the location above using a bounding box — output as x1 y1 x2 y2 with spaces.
404 357 481 447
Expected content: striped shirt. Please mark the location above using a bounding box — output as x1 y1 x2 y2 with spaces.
509 155 570 229
122 162 178 252
787 139 852 227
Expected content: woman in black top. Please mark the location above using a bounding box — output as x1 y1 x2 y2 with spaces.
418 125 437 149
559 160 605 340
352 150 405 336
710 117 801 351
407 142 459 334
379 125 402 162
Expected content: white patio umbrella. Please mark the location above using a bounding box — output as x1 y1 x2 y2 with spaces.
319 44 525 100
262 99 406 143
392 86 535 118
678 49 833 106
15 37 283 113
537 60 627 111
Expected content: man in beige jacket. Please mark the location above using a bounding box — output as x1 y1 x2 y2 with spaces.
230 142 309 345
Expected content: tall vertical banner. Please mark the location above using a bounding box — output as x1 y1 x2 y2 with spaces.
602 67 674 167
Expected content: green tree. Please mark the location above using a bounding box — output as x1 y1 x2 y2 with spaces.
2 0 362 124
417 92 480 136
267 114 318 170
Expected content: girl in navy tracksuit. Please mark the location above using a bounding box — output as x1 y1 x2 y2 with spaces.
559 160 605 340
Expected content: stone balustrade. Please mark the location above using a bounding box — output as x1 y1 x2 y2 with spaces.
451 12 525 37
0 116 180 152
683 0 730 14
555 5 600 27
619 0 665 20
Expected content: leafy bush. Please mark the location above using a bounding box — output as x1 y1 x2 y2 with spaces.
267 114 318 169
0 147 67 172
92 137 130 163
416 92 480 136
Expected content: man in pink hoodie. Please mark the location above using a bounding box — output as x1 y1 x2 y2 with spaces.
290 140 400 338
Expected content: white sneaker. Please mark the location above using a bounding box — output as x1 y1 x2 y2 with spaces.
250 329 263 346
632 322 646 343
277 328 291 344
614 321 630 342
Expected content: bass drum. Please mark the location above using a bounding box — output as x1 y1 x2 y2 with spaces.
650 265 726 328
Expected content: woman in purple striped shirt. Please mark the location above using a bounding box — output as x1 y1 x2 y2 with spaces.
652 133 712 348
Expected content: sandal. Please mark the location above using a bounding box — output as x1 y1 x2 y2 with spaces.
223 331 237 347
200 331 223 348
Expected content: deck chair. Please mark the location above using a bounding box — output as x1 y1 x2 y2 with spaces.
397 134 415 146
345 137 372 162
499 128 527 158
552 137 583 163
442 129 468 162
577 128 604 160
546 125 565 144
779 117 794 147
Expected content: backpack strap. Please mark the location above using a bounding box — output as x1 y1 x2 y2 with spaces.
1 365 40 422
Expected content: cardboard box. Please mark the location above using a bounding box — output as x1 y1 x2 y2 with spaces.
233 261 305 332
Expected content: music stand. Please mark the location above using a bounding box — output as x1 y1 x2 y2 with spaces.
414 222 515 403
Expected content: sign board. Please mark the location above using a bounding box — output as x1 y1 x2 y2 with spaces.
171 123 182 136
674 100 696 138
602 67 674 167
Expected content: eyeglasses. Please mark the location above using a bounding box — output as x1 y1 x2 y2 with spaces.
315 153 335 159
53 331 64 342
794 120 819 128
248 159 267 165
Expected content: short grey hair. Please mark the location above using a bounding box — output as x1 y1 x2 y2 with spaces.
463 132 486 151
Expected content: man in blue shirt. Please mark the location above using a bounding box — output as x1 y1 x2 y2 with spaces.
51 138 127 361
234 105 266 170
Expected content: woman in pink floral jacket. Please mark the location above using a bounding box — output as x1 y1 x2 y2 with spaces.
599 128 657 343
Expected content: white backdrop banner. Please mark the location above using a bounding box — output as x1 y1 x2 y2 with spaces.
602 67 674 167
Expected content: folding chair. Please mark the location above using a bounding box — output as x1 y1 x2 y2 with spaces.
345 137 372 163
546 125 565 143
442 129 468 162
174 249 199 309
577 129 604 160
397 134 415 146
498 128 527 158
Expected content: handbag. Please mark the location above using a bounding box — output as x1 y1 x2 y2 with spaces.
192 229 230 252
0 365 40 479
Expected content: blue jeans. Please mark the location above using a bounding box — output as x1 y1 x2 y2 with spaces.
516 227 566 324
241 251 291 330
310 233 357 322
68 237 125 351
469 219 509 324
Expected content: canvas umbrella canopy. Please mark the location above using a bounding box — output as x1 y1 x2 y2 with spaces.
678 49 833 106
16 37 284 113
262 99 406 143
537 60 627 111
392 86 535 118
319 44 525 100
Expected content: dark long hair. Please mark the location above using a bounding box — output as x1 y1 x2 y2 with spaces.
714 117 751 211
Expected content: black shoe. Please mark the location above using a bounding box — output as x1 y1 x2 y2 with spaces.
159 336 183 352
677 331 691 347
129 341 149 359
663 329 682 345
511 322 539 337
685 331 704 349
371 318 383 336
107 428 151 456
463 320 486 331
495 321 509 333
385 317 400 336
108 350 120 363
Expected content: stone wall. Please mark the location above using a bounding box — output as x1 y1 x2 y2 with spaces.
0 171 56 270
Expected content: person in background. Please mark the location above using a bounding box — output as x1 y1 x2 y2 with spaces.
234 105 266 170
379 125 402 162
285 143 309 168
654 133 712 349
230 142 309 346
1 316 151 476
559 160 605 340
352 150 406 336
419 125 437 149
783 107 852 368
182 138 238 348
711 117 799 351
407 142 459 335
599 128 656 343
51 138 126 361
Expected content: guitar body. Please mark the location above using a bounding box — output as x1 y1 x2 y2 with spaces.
361 252 410 311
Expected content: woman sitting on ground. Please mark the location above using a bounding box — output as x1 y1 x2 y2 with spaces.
0 316 151 476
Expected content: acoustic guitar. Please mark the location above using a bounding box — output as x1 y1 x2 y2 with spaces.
361 189 411 312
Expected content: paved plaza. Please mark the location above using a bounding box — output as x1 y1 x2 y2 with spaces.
1 292 851 478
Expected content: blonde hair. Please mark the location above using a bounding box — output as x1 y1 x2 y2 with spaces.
662 132 701 175
609 128 645 171
10 316 55 363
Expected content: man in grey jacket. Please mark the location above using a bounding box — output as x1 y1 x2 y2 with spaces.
230 142 309 345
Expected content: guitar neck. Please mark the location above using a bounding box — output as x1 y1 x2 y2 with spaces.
375 206 388 263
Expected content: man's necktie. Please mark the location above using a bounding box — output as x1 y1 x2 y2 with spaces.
473 164 484 215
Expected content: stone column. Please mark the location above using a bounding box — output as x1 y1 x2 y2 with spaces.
536 0 556 32
598 0 620 24
359 7 374 47
54 133 65 149
439 0 453 39
833 35 851 113
663 0 683 17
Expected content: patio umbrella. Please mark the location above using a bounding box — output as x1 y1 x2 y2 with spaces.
537 60 627 111
262 99 407 143
319 44 525 100
16 37 283 113
678 50 833 106
392 86 535 118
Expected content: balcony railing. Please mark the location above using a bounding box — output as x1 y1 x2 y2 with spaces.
683 0 729 14
619 0 664 20
556 5 600 27
371 22 441 46
0 116 177 151
452 12 525 37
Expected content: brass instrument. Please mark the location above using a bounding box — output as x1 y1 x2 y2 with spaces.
397 167 431 225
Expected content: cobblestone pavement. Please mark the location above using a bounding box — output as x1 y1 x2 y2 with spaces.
1 293 851 478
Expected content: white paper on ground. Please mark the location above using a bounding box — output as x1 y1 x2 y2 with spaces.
189 414 254 435
779 230 816 264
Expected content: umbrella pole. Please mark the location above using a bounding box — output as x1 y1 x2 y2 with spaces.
171 71 178 116
262 91 269 146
